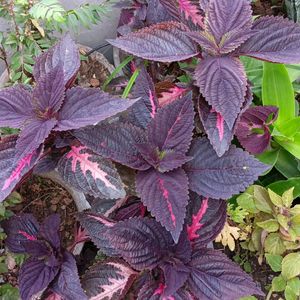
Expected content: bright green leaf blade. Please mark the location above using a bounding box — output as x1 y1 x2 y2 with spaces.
275 148 300 178
276 133 300 159
267 178 300 199
262 62 295 124
272 275 286 292
282 253 300 280
265 254 283 272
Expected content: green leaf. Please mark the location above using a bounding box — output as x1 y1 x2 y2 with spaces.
275 148 300 178
272 275 286 292
282 253 300 280
0 262 8 273
257 219 279 232
237 186 259 213
275 133 300 159
287 277 300 296
253 186 273 214
282 188 294 207
0 284 19 300
268 189 283 207
122 68 140 98
262 62 295 124
285 286 297 300
277 214 289 230
264 233 286 255
256 149 279 173
265 254 283 272
267 178 300 199
275 117 300 138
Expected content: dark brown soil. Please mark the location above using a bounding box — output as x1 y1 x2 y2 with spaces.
252 0 285 16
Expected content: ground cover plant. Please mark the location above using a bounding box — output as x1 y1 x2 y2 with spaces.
1 0 300 299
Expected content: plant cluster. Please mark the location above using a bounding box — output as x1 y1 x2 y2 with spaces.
233 186 300 300
1 0 300 299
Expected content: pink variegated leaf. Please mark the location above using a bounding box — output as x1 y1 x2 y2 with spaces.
178 0 204 27
156 81 187 107
16 118 57 160
235 106 278 155
74 122 150 171
198 83 253 157
147 92 194 154
184 138 268 199
136 168 189 242
188 249 264 300
33 34 80 86
238 16 300 64
195 56 247 129
0 136 41 203
77 211 118 256
203 0 253 54
128 66 159 129
186 192 226 247
57 145 125 199
108 21 198 62
82 259 137 300
55 87 139 131
107 217 174 270
0 85 34 128
2 213 39 253
32 65 65 113
19 257 60 300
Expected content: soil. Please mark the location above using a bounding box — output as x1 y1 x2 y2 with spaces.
252 0 285 16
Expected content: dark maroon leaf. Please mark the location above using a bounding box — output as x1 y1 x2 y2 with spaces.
21 240 51 258
128 66 159 129
55 87 139 131
0 136 41 203
32 65 65 113
82 259 137 299
195 56 247 129
74 122 150 170
147 0 174 25
108 21 198 62
113 197 146 221
2 213 39 253
204 0 253 54
33 155 59 175
52 251 87 300
184 138 268 199
238 16 300 64
188 249 263 300
198 83 253 157
57 145 125 199
77 211 118 256
39 214 61 250
19 257 60 300
16 118 57 160
107 217 174 270
186 192 226 247
136 168 189 242
159 0 181 22
0 85 34 128
236 106 278 154
147 92 194 154
33 34 80 86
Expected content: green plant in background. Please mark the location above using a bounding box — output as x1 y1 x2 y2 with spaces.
0 192 24 300
234 185 300 300
0 0 114 85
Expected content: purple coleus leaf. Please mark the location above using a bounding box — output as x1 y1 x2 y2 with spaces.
0 136 41 203
74 122 150 170
51 251 87 300
19 257 60 300
186 192 226 248
187 249 263 300
82 259 137 300
108 21 198 62
57 145 125 199
128 66 159 129
199 83 253 157
1 213 39 253
33 33 80 86
136 168 189 243
184 138 269 199
106 217 174 270
235 106 278 155
77 211 118 256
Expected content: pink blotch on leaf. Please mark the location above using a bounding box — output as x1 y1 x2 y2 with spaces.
187 198 209 241
18 230 37 241
158 86 187 107
178 0 204 28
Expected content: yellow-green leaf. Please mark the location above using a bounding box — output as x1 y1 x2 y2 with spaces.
282 253 300 280
257 219 279 232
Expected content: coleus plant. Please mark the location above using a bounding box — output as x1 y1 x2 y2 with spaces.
0 34 139 203
74 67 268 242
2 213 87 300
78 193 264 299
109 0 300 156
